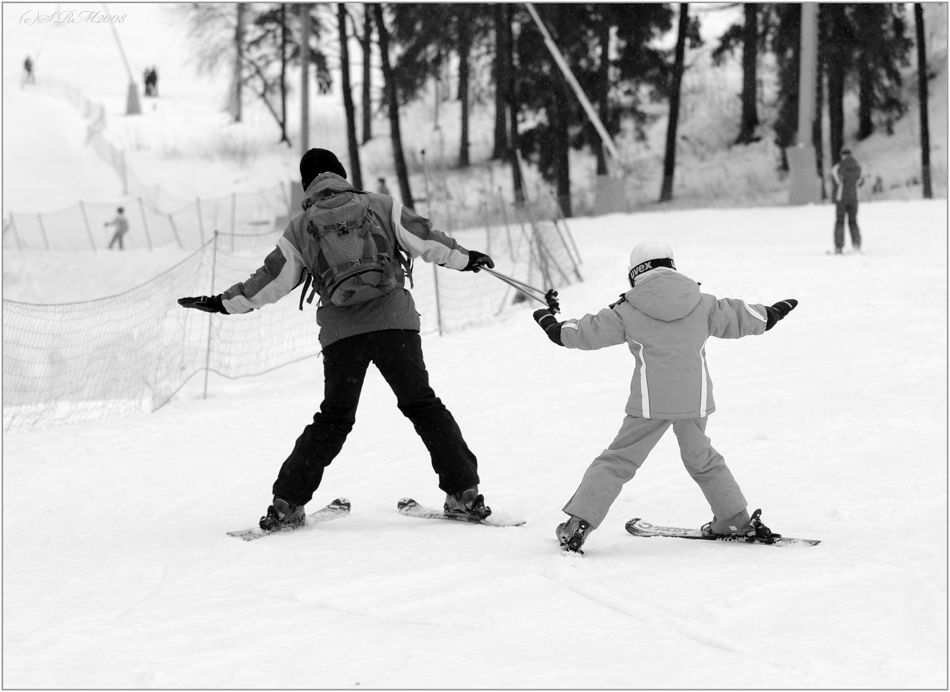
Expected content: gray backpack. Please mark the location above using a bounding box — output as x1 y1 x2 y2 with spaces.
300 191 410 307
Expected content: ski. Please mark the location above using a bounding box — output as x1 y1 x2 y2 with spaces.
226 498 351 541
397 498 525 527
625 518 820 547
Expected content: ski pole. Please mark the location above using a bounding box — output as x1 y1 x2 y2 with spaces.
481 267 548 306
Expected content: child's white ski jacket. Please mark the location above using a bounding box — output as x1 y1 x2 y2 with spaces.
558 268 768 419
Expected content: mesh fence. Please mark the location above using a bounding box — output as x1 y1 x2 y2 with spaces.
2 213 581 433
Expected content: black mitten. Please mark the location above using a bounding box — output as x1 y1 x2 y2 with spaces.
545 289 560 314
178 295 227 314
765 299 798 331
533 308 564 346
463 250 495 272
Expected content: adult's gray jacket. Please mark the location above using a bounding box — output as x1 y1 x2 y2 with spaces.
558 269 768 419
220 173 473 347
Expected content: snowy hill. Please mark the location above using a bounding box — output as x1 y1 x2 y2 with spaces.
2 4 948 689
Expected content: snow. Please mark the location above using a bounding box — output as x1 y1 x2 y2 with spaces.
2 4 948 690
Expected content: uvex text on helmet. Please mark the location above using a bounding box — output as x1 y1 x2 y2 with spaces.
628 241 676 286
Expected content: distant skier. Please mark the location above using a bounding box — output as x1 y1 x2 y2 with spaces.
377 177 391 196
532 241 798 553
177 147 495 532
23 56 35 86
105 207 129 250
831 147 864 254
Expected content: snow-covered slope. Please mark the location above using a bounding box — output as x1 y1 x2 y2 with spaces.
3 200 947 688
2 4 947 688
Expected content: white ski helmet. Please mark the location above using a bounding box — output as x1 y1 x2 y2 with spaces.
628 241 676 286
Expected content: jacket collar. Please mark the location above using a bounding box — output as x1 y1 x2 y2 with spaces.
302 173 354 210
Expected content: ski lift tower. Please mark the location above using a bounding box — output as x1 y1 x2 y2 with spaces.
787 3 821 204
104 4 141 115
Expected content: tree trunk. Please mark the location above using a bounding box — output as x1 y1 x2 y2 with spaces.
736 3 759 144
278 4 290 145
547 6 572 216
857 60 874 140
827 5 846 166
457 8 471 167
373 4 413 207
914 3 932 198
595 14 610 175
337 3 362 189
814 53 826 199
492 4 509 160
505 5 524 205
361 8 373 144
660 4 689 202
231 3 244 123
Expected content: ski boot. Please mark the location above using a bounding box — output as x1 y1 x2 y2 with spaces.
443 486 492 520
259 496 306 531
556 515 592 554
701 508 780 544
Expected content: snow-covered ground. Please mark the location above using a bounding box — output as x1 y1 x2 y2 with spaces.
3 199 948 688
3 3 948 689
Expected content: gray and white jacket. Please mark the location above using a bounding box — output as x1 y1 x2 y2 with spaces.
221 173 473 347
558 268 768 420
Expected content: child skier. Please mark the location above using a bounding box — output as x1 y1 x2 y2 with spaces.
532 241 798 553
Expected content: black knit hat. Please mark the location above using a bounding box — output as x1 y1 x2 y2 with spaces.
300 148 347 189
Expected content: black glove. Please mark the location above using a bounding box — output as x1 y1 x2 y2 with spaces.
765 299 797 331
544 289 560 314
533 308 564 346
463 250 494 273
178 295 227 314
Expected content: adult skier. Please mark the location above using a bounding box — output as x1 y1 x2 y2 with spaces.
831 147 864 254
178 148 495 530
532 241 798 553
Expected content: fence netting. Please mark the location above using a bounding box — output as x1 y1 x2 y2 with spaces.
3 214 581 433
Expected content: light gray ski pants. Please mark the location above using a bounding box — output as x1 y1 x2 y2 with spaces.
562 415 747 529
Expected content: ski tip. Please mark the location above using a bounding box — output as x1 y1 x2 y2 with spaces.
397 497 419 510
331 498 351 511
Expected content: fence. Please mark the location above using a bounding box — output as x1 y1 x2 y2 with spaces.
2 208 581 433
4 186 290 252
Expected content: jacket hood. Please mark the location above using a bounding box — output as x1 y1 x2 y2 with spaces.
625 268 701 321
302 173 354 210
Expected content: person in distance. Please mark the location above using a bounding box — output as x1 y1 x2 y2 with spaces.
178 148 494 530
532 241 798 553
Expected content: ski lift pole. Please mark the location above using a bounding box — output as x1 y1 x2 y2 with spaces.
421 148 444 336
523 3 621 169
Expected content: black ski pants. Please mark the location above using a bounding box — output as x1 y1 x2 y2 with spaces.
272 329 480 506
834 200 861 251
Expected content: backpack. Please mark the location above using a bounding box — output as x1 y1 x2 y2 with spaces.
299 191 411 308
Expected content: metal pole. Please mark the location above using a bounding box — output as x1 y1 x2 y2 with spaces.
168 214 183 249
79 201 97 252
203 231 219 400
37 213 49 250
138 198 153 251
196 197 205 245
523 2 620 166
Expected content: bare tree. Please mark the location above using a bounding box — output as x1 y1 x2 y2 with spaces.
914 3 933 198
372 4 414 207
660 4 690 202
337 3 362 189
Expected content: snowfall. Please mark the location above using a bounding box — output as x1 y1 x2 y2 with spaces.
2 4 948 690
